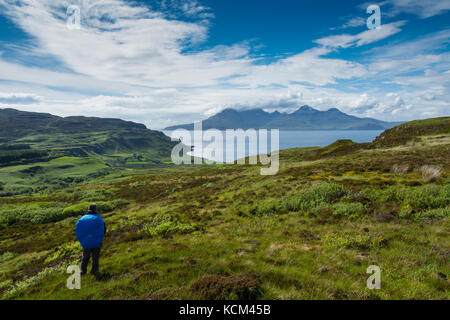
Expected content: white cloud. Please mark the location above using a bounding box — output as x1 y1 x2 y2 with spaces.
343 17 367 29
366 30 450 89
385 0 450 18
366 29 450 58
315 21 405 49
0 0 227 87
369 54 445 74
331 16 367 31
360 0 450 18
226 47 368 87
0 92 41 105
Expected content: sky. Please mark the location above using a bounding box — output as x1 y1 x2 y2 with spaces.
0 0 448 129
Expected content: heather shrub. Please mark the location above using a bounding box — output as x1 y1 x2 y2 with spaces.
249 199 283 216
141 214 197 237
283 183 347 212
332 202 366 219
62 199 129 217
361 184 449 211
414 207 450 221
0 202 67 225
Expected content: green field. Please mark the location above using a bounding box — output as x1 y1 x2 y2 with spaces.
0 157 112 196
0 117 449 300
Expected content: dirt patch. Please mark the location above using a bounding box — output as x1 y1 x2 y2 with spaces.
299 230 316 240
375 210 395 222
130 270 159 284
190 273 263 300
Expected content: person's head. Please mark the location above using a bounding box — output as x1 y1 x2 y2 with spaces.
88 203 97 213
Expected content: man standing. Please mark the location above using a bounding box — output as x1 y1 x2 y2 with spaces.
75 203 106 276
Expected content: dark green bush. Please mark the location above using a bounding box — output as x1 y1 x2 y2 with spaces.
249 199 283 216
234 183 348 217
361 184 449 211
414 207 450 221
282 183 347 212
62 199 130 217
0 199 130 226
141 213 197 236
0 202 67 225
332 202 366 219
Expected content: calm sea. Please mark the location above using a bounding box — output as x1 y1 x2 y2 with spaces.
163 130 383 162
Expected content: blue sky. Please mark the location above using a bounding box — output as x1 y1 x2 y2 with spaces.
0 0 448 129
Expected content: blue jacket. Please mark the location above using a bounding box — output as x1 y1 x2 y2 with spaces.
75 211 106 249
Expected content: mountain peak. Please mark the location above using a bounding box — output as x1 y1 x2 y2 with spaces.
164 106 400 130
294 105 318 113
327 108 342 113
218 108 239 114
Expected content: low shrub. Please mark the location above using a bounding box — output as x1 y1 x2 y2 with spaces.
0 216 7 230
0 252 14 263
309 203 333 216
402 185 448 210
283 183 347 212
398 207 413 219
0 199 130 226
62 199 130 217
141 214 197 237
332 202 366 219
78 188 116 201
45 241 82 264
249 199 283 216
2 266 62 298
236 183 347 217
0 202 67 225
361 184 449 212
414 207 450 221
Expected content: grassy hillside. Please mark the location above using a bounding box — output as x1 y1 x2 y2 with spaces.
0 157 111 196
371 117 450 148
0 117 449 300
0 108 178 196
0 108 147 139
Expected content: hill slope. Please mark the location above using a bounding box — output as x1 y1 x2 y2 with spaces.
371 117 450 148
0 108 149 139
165 106 401 130
279 116 450 162
0 108 178 196
0 108 177 167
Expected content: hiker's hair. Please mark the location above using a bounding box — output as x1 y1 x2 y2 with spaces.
89 203 97 211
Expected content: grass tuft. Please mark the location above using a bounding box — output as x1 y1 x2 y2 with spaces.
420 165 442 183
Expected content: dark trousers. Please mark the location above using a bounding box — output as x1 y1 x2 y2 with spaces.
81 247 100 275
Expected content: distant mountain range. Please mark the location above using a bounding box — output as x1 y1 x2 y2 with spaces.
165 106 402 130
